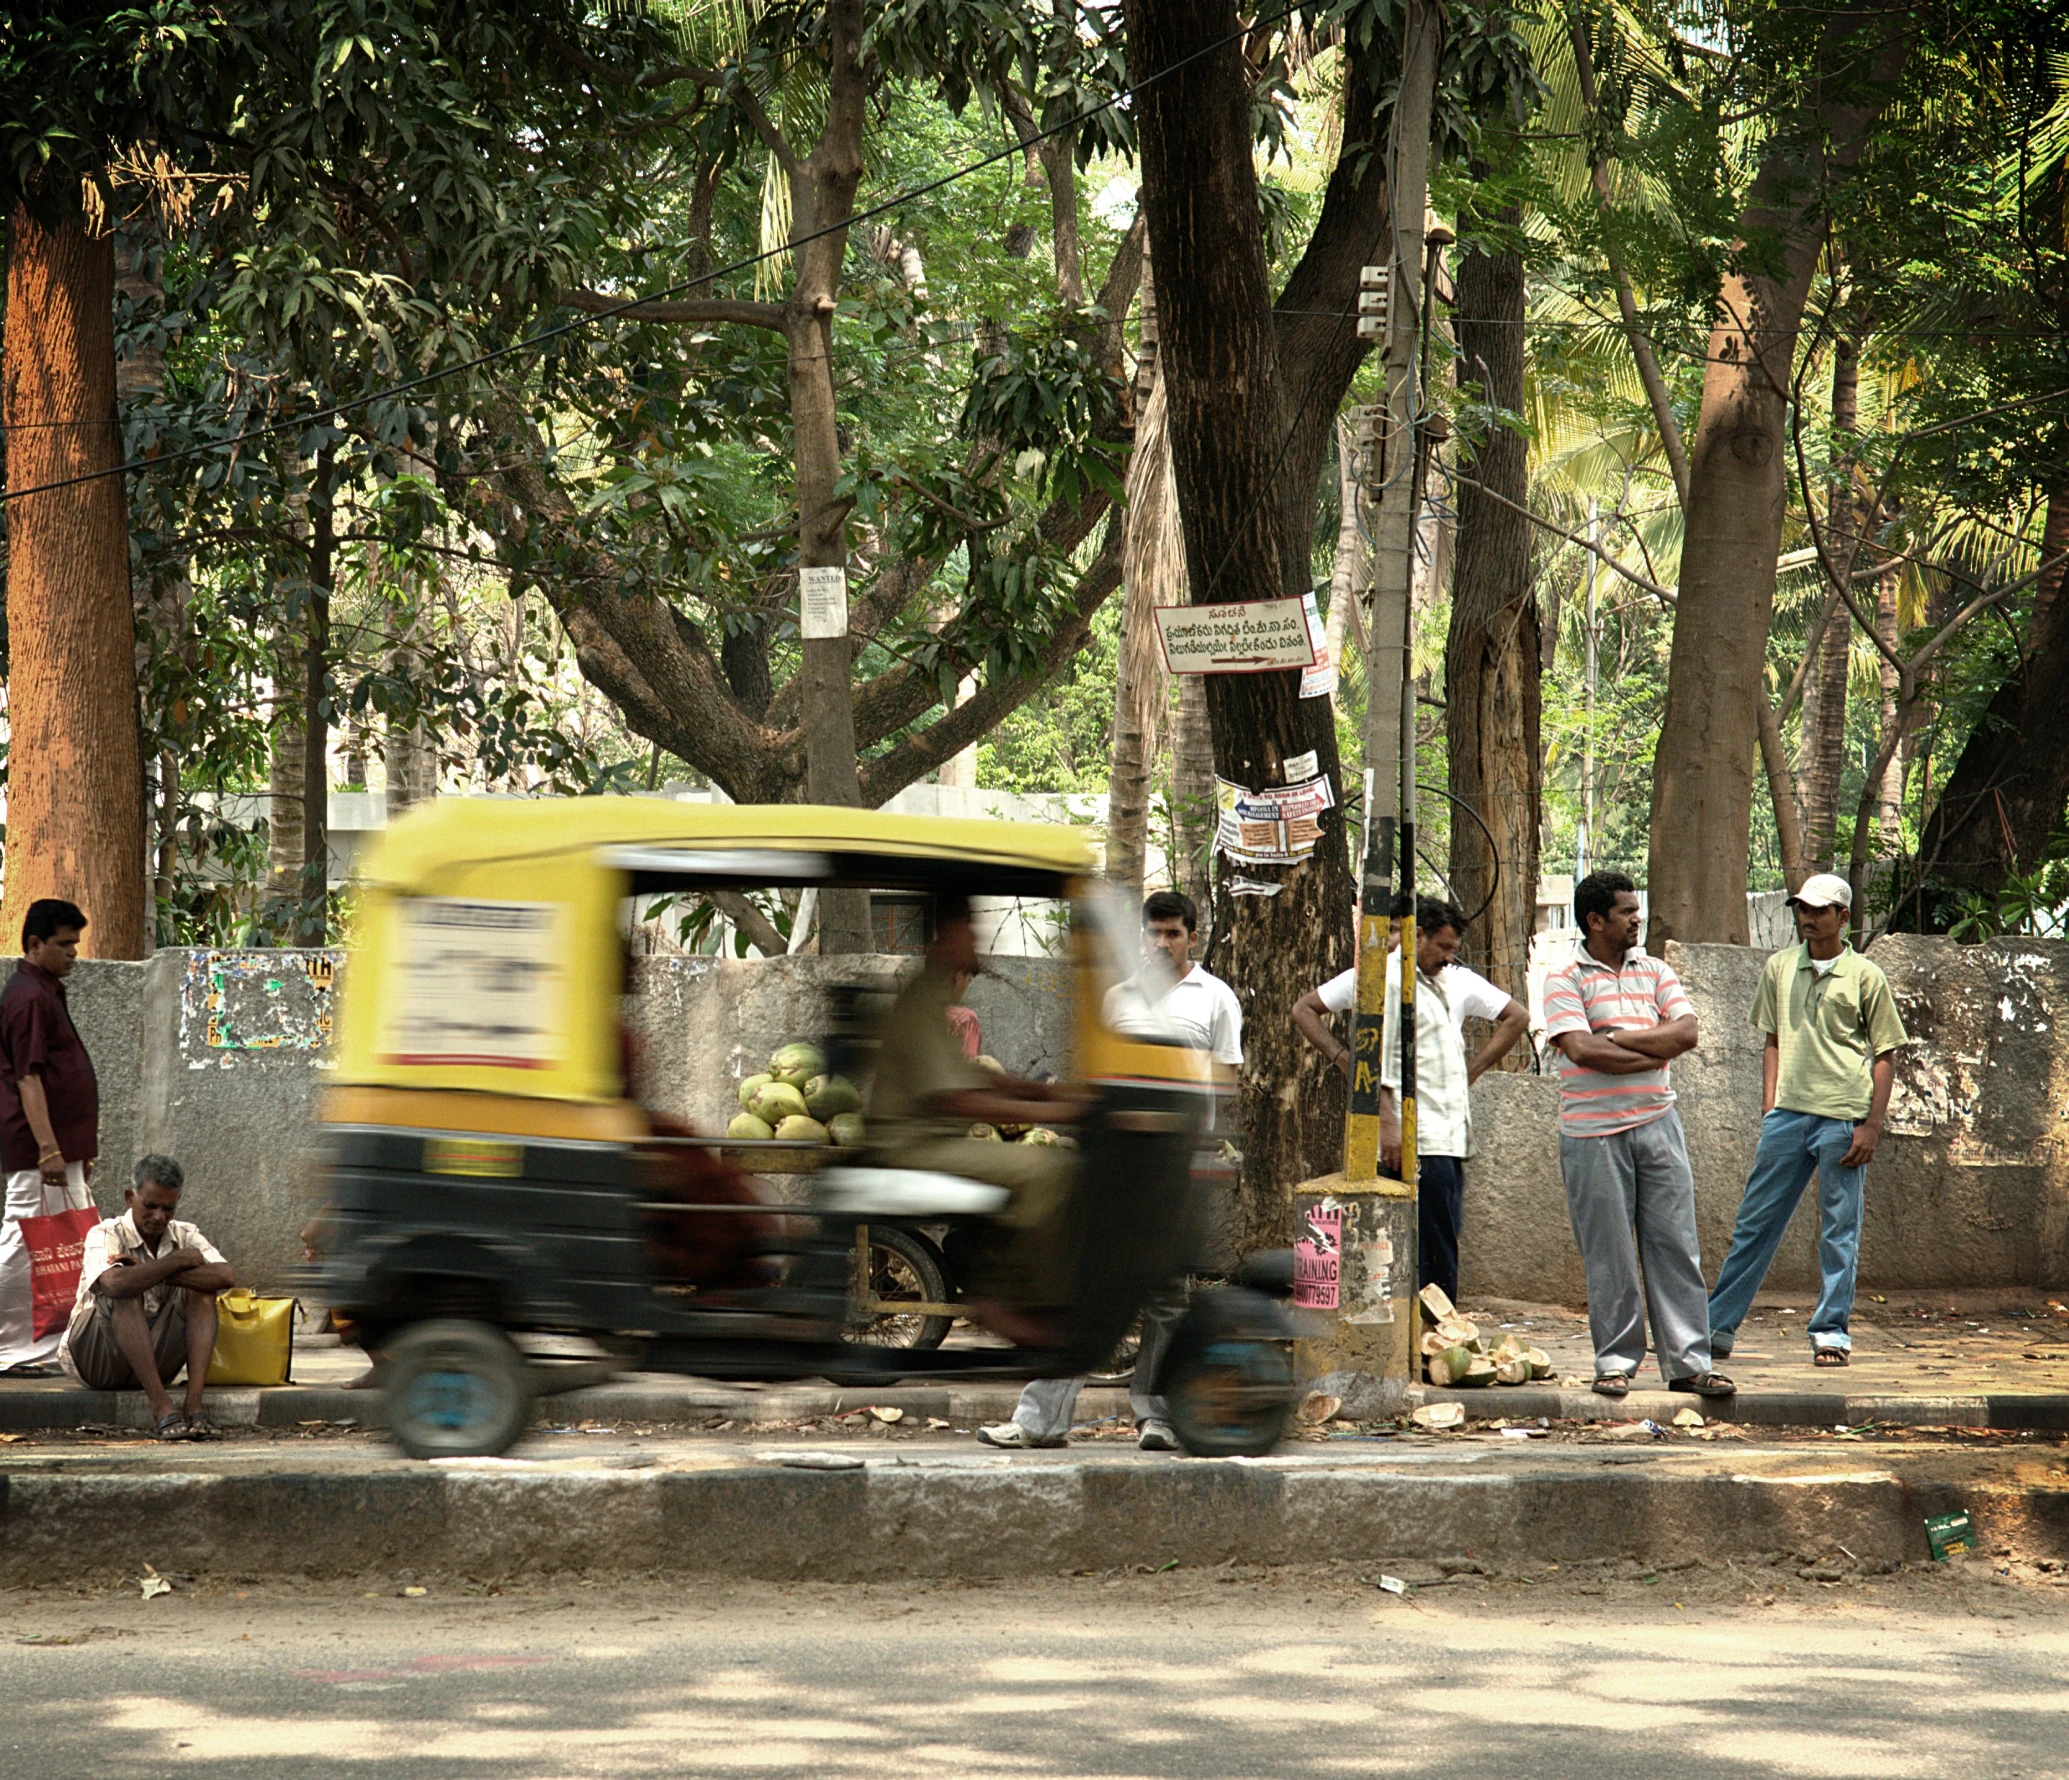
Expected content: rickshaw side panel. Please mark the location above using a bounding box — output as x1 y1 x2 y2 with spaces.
322 1128 659 1331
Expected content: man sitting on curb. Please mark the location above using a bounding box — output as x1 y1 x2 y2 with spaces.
58 1155 235 1439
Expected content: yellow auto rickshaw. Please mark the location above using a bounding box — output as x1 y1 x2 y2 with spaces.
314 797 1296 1459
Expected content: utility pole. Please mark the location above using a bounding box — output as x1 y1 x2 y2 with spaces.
1343 0 1438 1188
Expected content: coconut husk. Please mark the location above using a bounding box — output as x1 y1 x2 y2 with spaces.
1417 1283 1457 1323
1410 1402 1465 1431
1419 1329 1454 1358
1435 1315 1480 1349
1298 1391 1343 1426
1493 1353 1532 1386
1456 1357 1498 1388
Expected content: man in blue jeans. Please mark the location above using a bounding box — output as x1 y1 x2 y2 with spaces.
1708 873 1909 1367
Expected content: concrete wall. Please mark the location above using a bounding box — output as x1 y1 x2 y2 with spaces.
1461 937 2069 1301
18 935 2069 1301
627 953 1073 1139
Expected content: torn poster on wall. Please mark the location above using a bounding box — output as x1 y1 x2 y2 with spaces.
1214 772 1336 865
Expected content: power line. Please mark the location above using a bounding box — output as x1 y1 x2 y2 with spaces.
0 3 1308 508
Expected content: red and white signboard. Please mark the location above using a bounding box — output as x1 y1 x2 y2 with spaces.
1154 597 1319 675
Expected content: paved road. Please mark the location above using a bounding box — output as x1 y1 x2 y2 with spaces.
5 1564 2066 1778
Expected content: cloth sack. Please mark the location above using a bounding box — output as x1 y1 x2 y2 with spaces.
0 1164 95 1369
206 1289 296 1386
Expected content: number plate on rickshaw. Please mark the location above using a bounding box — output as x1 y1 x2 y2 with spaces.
423 1138 524 1178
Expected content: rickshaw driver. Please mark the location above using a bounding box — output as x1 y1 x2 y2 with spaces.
868 897 1087 1326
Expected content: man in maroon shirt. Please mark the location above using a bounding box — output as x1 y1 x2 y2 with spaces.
0 900 100 1374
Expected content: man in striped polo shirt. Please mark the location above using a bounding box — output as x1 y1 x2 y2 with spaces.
1542 871 1733 1399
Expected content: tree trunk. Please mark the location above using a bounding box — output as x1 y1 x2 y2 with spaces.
115 205 181 941
1127 0 1357 1250
1107 376 1179 896
1889 480 2069 925
1800 338 1859 869
297 454 334 944
787 0 870 951
1644 17 1907 945
266 694 306 897
0 201 147 956
1170 671 1214 912
1875 572 1904 840
1444 217 1539 1007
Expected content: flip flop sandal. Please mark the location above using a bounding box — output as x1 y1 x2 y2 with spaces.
1592 1372 1633 1397
1812 1347 1850 1367
183 1413 220 1441
0 1361 58 1377
153 1411 191 1441
1669 1372 1738 1398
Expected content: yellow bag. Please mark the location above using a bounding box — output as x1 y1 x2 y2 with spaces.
206 1290 296 1386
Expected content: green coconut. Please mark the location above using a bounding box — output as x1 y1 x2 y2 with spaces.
827 1111 866 1147
727 1112 774 1141
737 1071 774 1111
769 1042 826 1087
1021 1126 1061 1145
1430 1344 1477 1387
749 1079 809 1125
1457 1356 1498 1388
803 1074 862 1120
967 1122 1003 1142
774 1114 829 1144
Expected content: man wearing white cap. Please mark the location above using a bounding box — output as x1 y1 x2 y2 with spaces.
1707 873 1909 1366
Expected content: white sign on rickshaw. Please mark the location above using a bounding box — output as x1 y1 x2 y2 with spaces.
1154 598 1319 674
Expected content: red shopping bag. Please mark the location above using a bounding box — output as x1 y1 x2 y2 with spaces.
18 1207 102 1339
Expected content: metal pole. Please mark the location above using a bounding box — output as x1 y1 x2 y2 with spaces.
1344 0 1437 1185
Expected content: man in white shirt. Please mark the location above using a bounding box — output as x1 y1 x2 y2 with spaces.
1293 894 1527 1305
1100 891 1244 1068
980 891 1239 1451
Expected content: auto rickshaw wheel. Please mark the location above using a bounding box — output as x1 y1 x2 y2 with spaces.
842 1225 952 1351
1160 1289 1297 1459
382 1319 533 1460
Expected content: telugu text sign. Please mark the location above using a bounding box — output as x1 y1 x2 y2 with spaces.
1154 598 1318 674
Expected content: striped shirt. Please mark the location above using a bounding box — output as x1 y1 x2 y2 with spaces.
1541 948 1694 1137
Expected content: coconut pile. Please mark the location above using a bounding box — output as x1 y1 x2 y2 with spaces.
727 1043 865 1147
723 1043 1067 1149
1416 1284 1553 1388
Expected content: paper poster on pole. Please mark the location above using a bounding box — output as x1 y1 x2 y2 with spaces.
1298 591 1337 700
1214 772 1336 866
1293 1199 1343 1309
798 565 849 639
1155 598 1317 674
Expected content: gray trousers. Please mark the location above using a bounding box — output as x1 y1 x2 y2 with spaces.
1010 1290 1187 1438
1559 1108 1713 1381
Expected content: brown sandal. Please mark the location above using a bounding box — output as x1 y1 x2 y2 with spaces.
1813 1347 1850 1367
1591 1372 1633 1397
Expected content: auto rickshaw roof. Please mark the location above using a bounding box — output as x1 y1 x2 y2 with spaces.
359 796 1096 894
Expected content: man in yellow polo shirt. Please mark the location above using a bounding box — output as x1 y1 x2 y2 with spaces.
1707 874 1909 1367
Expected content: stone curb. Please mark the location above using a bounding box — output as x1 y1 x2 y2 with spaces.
1413 1386 2069 1432
4 1452 2066 1585
0 1380 1131 1434
6 1375 2067 1433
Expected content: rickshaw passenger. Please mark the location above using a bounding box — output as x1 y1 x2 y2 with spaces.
868 898 1084 1304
